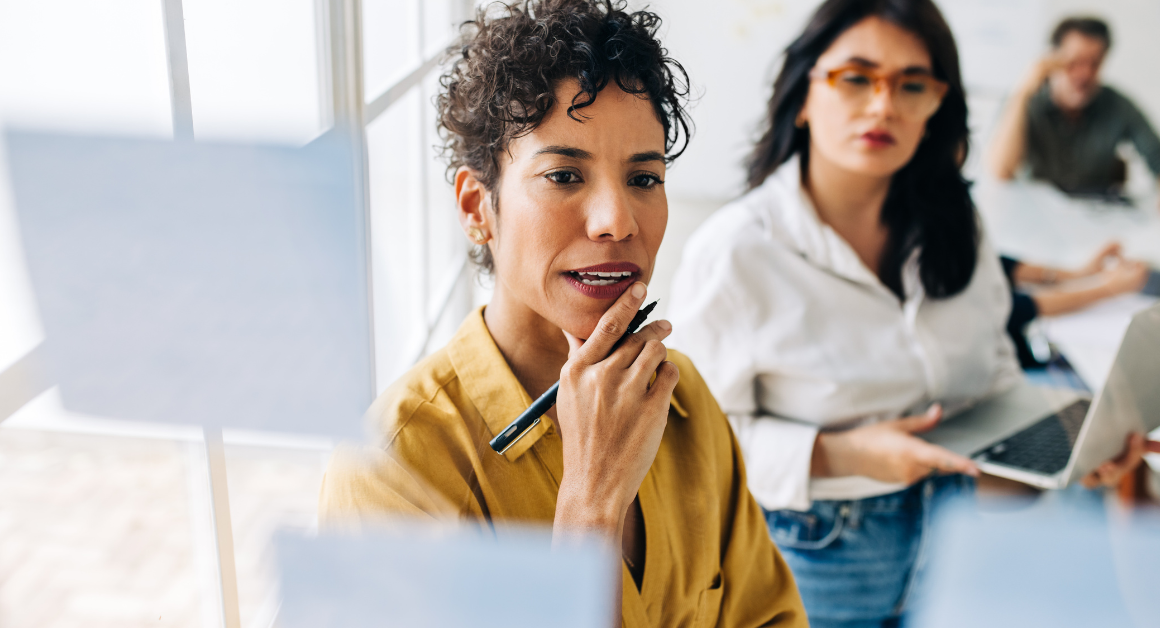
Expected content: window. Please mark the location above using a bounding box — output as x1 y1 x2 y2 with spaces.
0 1 477 626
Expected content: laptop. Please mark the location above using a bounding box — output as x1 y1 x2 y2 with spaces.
922 304 1160 490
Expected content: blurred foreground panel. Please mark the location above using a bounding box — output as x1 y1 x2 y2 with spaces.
277 524 615 628
5 131 371 438
915 499 1160 627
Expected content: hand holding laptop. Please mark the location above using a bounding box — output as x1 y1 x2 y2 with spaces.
1080 432 1148 489
923 305 1160 490
812 404 981 485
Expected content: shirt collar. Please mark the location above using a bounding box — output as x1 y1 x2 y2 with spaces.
445 307 548 462
445 307 687 462
760 154 923 301
760 155 882 287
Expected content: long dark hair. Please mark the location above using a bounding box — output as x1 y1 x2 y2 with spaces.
746 0 977 299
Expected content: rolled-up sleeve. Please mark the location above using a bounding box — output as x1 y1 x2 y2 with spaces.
669 226 819 513
726 413 817 512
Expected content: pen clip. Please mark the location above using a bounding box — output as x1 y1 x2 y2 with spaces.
495 417 540 455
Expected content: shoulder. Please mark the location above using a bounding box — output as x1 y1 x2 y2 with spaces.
684 191 771 260
1100 86 1150 120
666 349 729 431
321 345 481 522
1099 85 1134 107
682 179 800 274
366 345 467 447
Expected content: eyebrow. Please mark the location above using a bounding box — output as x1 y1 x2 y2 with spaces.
532 146 665 164
533 145 593 160
629 150 665 164
846 56 933 75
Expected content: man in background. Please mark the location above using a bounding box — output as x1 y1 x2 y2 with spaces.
989 17 1160 200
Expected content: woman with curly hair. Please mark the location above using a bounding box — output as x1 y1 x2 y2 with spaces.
320 1 805 625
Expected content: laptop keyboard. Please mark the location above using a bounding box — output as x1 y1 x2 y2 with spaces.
974 399 1091 475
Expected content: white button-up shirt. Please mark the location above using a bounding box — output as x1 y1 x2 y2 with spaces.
668 156 1021 511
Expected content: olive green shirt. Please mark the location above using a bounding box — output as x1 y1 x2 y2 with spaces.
1026 84 1160 194
319 308 807 628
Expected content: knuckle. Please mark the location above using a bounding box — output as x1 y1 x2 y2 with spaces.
621 333 645 351
598 319 622 337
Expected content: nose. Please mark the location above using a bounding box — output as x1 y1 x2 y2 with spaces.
585 184 638 242
1072 65 1096 86
864 80 897 118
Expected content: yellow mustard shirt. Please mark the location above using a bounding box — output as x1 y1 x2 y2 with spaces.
320 308 806 628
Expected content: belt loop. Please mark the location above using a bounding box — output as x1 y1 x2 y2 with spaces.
844 500 862 529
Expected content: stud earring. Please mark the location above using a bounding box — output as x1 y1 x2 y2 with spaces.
467 227 488 244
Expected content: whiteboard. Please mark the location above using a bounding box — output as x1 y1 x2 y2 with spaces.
936 0 1047 97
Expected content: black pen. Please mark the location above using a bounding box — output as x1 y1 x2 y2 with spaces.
489 301 658 454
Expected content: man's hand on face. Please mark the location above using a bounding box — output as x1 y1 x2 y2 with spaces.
1020 52 1064 96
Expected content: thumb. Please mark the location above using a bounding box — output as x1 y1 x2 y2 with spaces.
895 404 943 433
562 329 584 359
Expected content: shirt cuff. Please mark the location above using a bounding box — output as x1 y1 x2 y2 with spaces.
727 414 818 512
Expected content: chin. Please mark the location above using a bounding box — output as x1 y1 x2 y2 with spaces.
843 151 914 178
558 313 603 341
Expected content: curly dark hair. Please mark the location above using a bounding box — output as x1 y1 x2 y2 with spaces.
436 0 692 273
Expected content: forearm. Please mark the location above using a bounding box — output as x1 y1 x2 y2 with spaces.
1030 283 1114 317
1011 261 1083 285
811 431 856 478
553 484 626 627
988 88 1036 180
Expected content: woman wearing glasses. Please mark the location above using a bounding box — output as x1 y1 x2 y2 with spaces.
670 0 1140 625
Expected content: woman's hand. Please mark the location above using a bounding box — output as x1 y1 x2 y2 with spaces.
1095 259 1149 297
1077 242 1123 277
812 404 980 485
552 282 680 539
1080 432 1148 489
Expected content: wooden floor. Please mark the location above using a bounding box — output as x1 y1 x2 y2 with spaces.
0 427 327 628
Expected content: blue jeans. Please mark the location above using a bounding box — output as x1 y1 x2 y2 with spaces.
765 474 975 628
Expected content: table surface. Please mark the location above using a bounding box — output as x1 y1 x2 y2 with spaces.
977 180 1160 463
976 180 1160 390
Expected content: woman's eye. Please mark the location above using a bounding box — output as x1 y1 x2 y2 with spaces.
900 81 927 94
546 170 579 184
629 173 663 188
840 73 872 87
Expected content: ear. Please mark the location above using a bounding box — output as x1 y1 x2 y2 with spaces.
455 167 493 242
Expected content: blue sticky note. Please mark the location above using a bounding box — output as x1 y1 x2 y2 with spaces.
6 130 372 437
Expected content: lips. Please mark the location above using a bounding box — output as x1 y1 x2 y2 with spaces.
563 262 641 299
861 130 896 147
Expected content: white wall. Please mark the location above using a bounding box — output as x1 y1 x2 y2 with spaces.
646 0 1160 204
640 0 1160 315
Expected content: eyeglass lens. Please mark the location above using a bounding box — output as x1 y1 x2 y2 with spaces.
829 68 943 117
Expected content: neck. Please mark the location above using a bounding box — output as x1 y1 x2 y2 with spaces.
483 280 571 412
803 149 892 273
